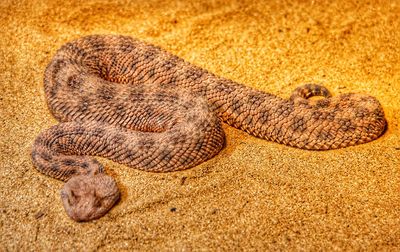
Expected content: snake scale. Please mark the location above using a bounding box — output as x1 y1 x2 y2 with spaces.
31 35 386 221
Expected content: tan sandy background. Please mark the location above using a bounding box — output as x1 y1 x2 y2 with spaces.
1 0 399 250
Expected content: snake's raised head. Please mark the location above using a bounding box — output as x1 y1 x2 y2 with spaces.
61 174 120 222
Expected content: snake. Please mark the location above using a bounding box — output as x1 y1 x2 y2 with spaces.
31 35 387 221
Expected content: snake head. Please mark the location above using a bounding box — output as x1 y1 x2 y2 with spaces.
61 174 120 222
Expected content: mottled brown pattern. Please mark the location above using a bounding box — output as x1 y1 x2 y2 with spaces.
31 35 386 222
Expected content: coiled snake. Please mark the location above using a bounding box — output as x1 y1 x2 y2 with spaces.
31 35 386 221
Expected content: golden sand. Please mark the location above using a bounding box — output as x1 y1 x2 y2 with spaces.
1 0 399 250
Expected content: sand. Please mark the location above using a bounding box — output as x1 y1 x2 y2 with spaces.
1 0 399 250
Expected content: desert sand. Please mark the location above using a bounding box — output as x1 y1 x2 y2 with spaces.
1 0 399 250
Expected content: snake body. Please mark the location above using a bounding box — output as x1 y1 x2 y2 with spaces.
31 35 386 221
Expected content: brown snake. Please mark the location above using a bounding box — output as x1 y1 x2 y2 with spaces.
31 35 387 221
